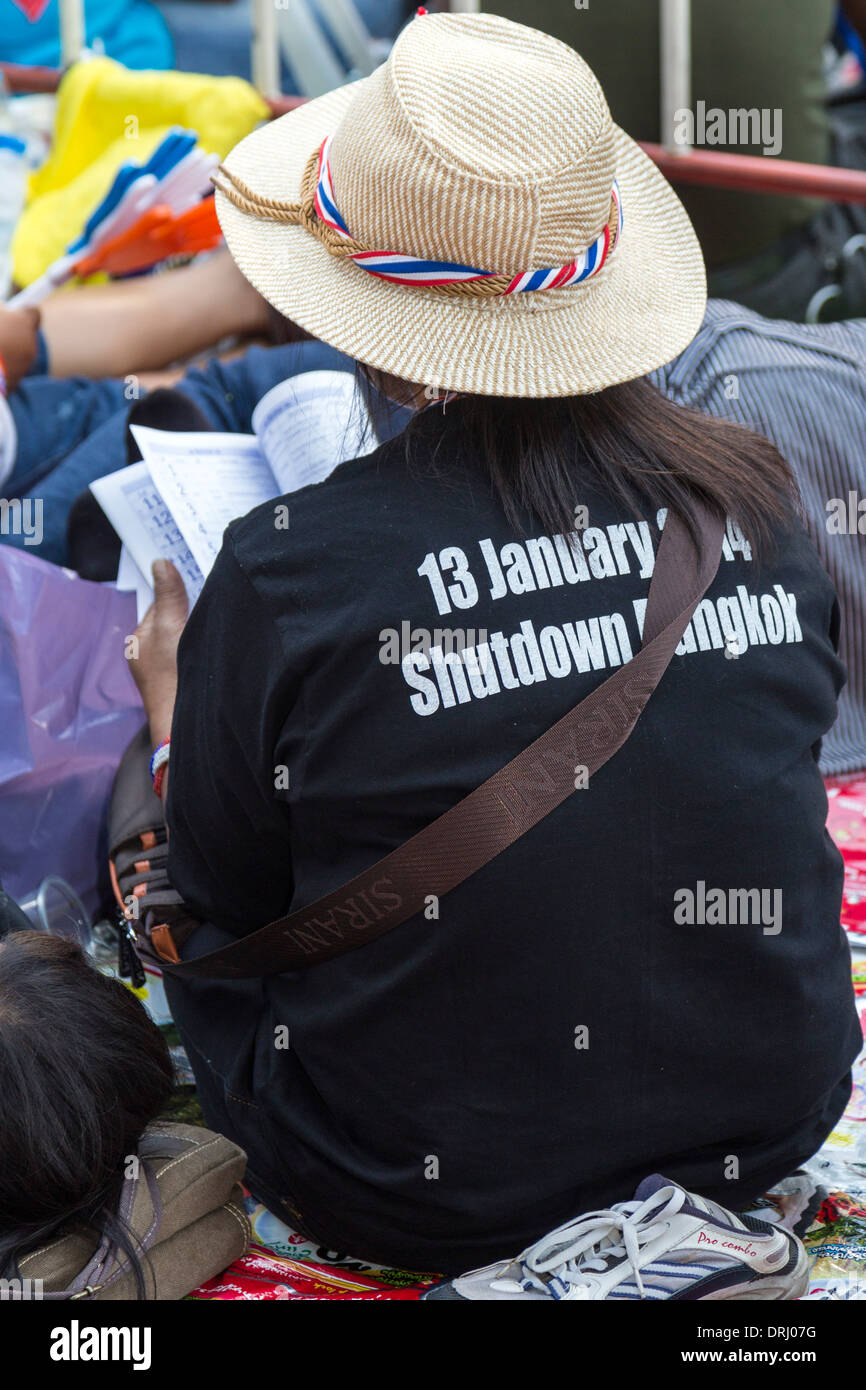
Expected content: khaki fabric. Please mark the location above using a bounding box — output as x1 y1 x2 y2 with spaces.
18 1124 250 1300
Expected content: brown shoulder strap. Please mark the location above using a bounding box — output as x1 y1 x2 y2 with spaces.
161 503 725 979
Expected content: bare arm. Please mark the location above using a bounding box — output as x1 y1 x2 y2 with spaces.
38 250 271 378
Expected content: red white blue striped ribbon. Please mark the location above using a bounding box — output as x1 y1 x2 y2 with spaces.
313 136 623 294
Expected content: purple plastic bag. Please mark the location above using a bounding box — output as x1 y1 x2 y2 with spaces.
0 548 145 916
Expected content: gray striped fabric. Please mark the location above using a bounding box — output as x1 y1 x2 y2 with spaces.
653 301 866 775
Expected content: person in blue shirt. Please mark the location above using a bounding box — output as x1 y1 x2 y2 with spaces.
1 0 173 71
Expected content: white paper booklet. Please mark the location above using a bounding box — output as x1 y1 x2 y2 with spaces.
93 369 376 618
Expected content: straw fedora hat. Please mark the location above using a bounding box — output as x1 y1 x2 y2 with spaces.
214 10 706 398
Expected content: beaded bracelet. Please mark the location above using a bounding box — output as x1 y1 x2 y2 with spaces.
149 739 171 798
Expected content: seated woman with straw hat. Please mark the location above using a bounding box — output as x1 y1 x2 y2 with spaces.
126 13 860 1300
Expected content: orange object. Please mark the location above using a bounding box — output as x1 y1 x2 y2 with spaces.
73 198 223 278
150 923 180 965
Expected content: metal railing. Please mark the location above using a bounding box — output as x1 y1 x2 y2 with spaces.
3 0 866 205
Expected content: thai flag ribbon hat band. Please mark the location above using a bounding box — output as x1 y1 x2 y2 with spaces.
312 136 623 294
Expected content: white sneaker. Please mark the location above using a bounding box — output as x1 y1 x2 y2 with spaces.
422 1174 809 1301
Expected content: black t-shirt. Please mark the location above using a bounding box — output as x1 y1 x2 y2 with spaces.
166 406 861 1273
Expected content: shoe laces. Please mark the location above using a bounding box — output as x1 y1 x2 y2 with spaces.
494 1186 687 1301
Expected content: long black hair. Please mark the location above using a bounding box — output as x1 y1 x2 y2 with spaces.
396 376 799 557
0 932 174 1293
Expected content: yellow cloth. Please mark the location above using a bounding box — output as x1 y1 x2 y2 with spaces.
13 58 269 287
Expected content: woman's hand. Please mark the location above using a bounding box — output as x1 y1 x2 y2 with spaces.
129 559 189 746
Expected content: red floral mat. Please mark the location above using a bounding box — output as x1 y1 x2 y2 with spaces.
192 1240 435 1300
827 774 866 947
